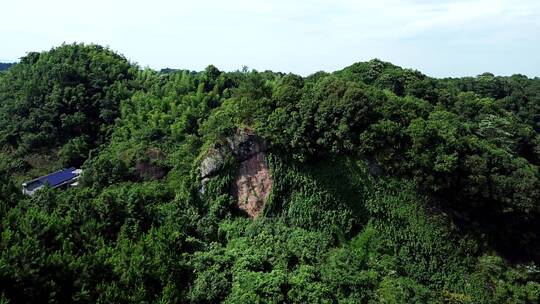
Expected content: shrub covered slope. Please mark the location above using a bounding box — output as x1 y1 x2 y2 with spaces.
1 44 540 303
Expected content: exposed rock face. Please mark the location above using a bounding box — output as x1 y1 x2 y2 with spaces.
233 152 272 218
199 147 226 179
226 128 266 161
199 147 227 195
199 129 266 180
198 128 272 218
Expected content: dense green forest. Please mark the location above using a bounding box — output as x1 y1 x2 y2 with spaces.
1 43 539 303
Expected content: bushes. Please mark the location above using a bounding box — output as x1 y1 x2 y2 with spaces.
1 49 540 302
267 156 371 237
0 44 137 154
58 136 91 167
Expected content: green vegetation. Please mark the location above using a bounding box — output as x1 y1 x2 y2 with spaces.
1 44 539 303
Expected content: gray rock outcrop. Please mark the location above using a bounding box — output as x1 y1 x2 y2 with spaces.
198 128 271 218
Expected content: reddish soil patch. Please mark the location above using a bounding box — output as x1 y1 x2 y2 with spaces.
135 148 167 180
233 152 272 218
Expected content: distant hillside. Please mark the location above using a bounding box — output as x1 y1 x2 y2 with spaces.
0 62 15 71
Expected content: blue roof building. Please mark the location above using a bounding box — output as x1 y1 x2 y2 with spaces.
22 167 82 196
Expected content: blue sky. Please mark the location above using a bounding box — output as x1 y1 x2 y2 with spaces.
1 0 539 77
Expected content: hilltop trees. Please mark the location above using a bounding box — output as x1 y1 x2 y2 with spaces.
0 44 137 156
0 45 540 303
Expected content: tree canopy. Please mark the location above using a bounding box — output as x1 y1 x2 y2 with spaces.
1 44 539 303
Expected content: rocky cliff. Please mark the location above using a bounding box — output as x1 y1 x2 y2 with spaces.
199 128 272 218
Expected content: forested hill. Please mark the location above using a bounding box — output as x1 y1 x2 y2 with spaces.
1 43 540 303
0 62 14 71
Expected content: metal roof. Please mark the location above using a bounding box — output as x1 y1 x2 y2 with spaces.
24 167 78 188
41 167 77 187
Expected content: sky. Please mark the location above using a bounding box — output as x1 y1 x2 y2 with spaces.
1 0 539 77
